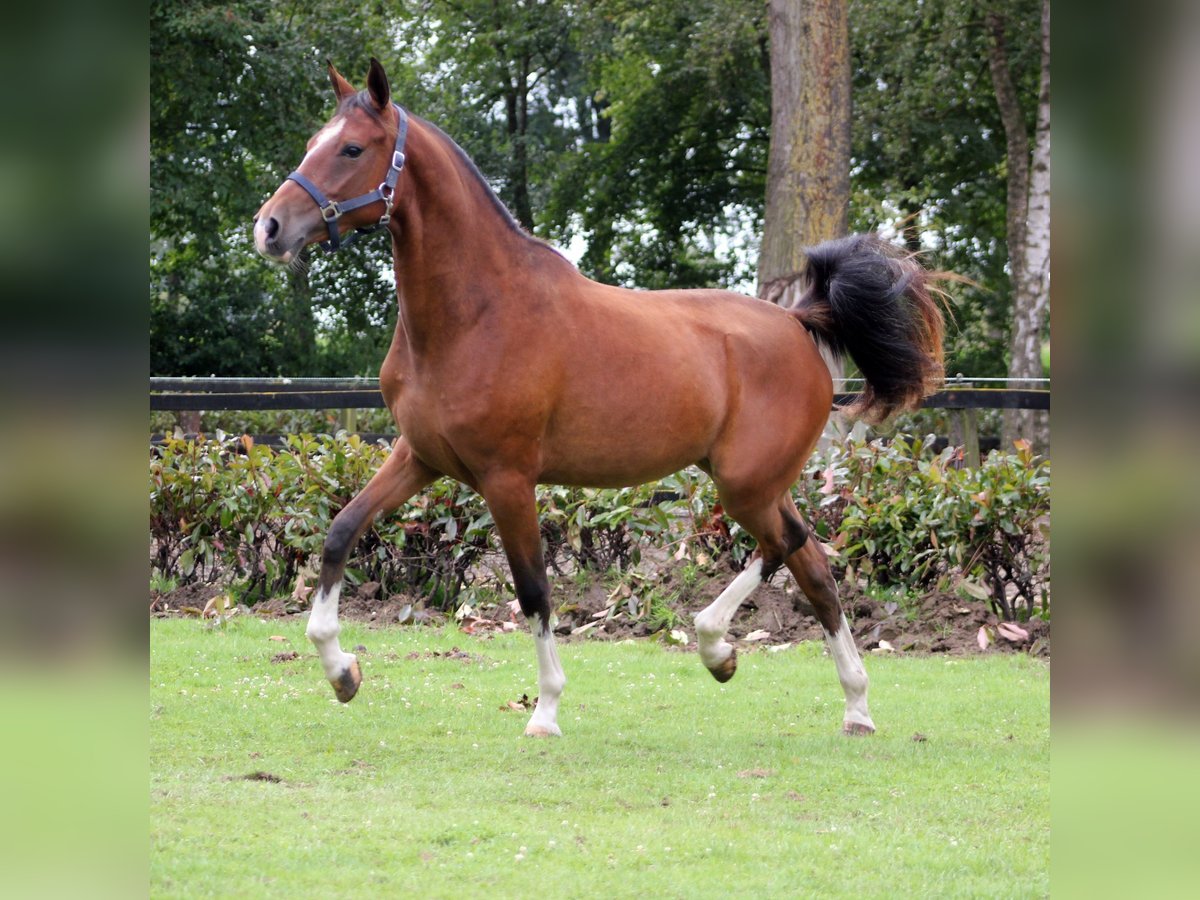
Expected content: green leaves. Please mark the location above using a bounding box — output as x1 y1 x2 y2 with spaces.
152 431 1049 619
799 435 1050 620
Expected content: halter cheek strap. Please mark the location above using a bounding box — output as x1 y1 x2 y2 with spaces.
286 103 409 253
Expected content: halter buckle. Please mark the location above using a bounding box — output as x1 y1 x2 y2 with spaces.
391 150 406 171
320 200 342 222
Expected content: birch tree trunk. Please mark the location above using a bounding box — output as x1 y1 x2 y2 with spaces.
757 0 852 434
991 0 1051 449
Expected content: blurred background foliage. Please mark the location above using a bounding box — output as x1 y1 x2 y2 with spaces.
150 0 1040 380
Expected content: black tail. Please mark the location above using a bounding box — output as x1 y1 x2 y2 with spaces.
790 234 947 424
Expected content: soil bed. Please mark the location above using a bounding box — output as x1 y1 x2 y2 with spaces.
151 561 1047 658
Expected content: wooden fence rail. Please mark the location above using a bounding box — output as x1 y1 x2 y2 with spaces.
150 378 1049 465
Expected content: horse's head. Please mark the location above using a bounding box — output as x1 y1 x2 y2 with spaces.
254 58 405 263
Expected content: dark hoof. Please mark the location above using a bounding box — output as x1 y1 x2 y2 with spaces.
842 720 875 736
331 659 362 703
707 648 738 683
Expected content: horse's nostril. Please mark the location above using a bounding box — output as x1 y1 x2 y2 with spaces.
264 217 280 240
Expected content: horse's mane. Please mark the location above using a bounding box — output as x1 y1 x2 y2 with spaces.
335 90 569 261
418 116 528 237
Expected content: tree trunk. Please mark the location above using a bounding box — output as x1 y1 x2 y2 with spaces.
285 267 316 373
757 0 851 435
503 58 535 232
757 0 851 307
990 2 1051 450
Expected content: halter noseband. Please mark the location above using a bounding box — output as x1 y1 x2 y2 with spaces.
286 103 409 253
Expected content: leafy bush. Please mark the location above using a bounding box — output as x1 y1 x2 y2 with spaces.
151 407 396 438
150 432 495 604
150 432 1049 620
802 436 1050 619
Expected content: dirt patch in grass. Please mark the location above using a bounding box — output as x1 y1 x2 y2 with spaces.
224 771 283 783
400 647 487 664
150 581 222 615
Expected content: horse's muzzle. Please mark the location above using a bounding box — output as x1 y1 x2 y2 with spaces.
253 212 304 263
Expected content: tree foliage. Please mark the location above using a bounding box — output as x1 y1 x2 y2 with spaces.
151 0 394 376
847 0 1042 377
150 0 1042 380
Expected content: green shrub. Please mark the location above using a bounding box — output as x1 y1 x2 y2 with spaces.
151 408 396 437
803 435 1050 620
150 432 1049 619
150 432 495 605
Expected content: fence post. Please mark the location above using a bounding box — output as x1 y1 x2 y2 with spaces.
959 407 981 468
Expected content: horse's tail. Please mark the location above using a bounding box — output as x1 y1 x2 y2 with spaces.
789 233 949 424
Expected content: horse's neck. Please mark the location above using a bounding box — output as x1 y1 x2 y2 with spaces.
387 123 549 359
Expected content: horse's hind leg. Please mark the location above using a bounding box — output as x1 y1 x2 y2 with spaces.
780 499 875 735
479 470 566 737
692 494 808 683
307 438 436 702
693 558 765 683
694 488 874 735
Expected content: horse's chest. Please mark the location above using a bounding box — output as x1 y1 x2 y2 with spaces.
385 380 494 483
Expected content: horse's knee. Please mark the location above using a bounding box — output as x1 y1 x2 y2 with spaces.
781 507 809 556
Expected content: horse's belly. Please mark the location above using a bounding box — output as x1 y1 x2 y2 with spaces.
539 448 703 489
538 397 720 488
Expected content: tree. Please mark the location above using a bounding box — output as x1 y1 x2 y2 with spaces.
410 1 578 232
847 0 1039 381
150 0 394 376
987 0 1050 446
757 0 851 307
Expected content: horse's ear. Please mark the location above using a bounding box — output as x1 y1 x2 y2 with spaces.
327 60 355 101
366 57 391 110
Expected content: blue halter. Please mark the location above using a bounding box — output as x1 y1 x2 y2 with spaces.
286 103 409 252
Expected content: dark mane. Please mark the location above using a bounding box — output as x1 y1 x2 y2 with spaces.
419 117 526 236
337 91 568 258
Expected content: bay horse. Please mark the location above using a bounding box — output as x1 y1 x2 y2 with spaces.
253 59 945 737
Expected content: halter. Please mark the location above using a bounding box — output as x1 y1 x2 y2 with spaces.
286 103 409 252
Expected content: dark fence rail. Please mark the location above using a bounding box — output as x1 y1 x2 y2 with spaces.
150 378 1048 465
151 378 1049 413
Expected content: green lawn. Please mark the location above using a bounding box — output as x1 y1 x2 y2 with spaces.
150 617 1049 898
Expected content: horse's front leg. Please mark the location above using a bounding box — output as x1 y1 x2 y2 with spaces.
307 438 436 701
481 471 565 737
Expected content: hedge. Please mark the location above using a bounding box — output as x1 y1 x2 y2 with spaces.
150 431 1049 620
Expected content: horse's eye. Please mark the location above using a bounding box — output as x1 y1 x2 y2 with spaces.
342 145 363 159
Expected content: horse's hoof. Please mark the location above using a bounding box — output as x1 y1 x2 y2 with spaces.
524 723 562 738
842 720 875 736
330 658 362 703
707 648 738 683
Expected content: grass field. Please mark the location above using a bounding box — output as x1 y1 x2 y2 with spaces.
150 617 1049 898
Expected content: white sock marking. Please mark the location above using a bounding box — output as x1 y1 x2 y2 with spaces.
526 617 565 736
694 558 764 669
823 613 874 731
306 583 356 680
